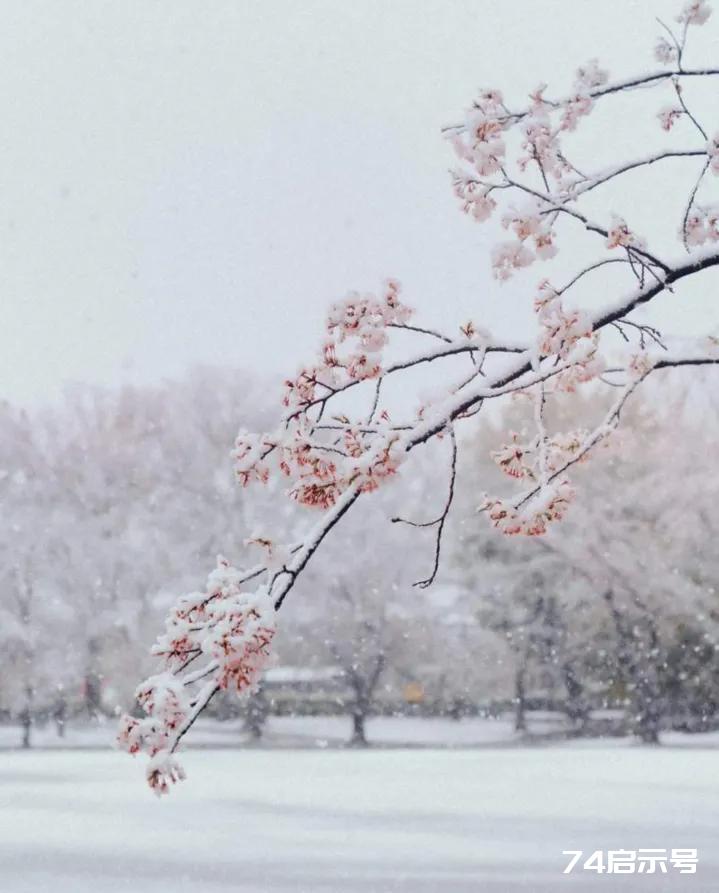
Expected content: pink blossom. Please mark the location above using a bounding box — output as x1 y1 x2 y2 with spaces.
605 215 646 251
491 434 529 479
676 0 712 25
146 752 186 797
575 58 609 90
481 479 575 537
491 241 535 280
232 430 273 485
654 37 678 65
535 286 593 359
627 351 655 380
684 209 709 245
559 93 594 132
657 105 683 131
534 225 558 259
453 177 497 222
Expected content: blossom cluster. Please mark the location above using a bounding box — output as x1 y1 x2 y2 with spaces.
282 278 412 412
118 558 276 794
448 58 613 278
117 674 189 759
676 0 712 25
481 478 576 537
282 425 403 509
450 89 507 178
233 416 404 511
657 105 683 131
488 201 559 280
605 215 647 252
230 281 411 510
450 0 716 277
491 429 587 484
684 204 719 245
534 282 604 391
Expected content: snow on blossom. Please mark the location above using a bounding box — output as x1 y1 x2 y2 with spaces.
491 433 529 480
500 202 559 259
320 279 412 384
534 281 593 359
146 751 186 797
684 209 709 245
119 557 277 792
245 535 293 574
491 241 535 280
452 176 497 222
658 105 683 131
491 429 589 484
545 430 590 472
481 478 575 536
459 319 492 342
705 206 719 241
231 279 414 511
520 106 565 178
654 37 679 65
627 351 656 380
135 672 189 732
605 215 647 251
327 278 410 343
449 98 507 177
682 204 719 246
455 100 508 176
277 420 403 510
676 0 712 25
202 581 276 692
534 226 558 259
232 430 273 486
501 202 541 241
282 363 341 412
560 93 594 132
574 59 609 90
553 341 605 393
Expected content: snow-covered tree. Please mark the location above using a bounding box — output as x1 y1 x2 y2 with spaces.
289 498 442 745
451 382 719 741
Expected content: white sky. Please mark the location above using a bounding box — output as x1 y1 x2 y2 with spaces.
2 0 718 404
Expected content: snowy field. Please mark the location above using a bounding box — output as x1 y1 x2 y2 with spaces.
1 733 717 892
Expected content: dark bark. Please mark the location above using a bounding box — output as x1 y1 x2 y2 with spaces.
351 709 367 746
514 664 527 733
603 589 664 744
245 688 268 740
20 684 33 749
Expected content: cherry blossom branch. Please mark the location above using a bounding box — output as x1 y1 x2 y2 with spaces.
122 0 719 793
443 69 719 134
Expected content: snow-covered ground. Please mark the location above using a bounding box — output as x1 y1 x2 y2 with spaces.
1 736 717 892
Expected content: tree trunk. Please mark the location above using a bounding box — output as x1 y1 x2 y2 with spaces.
562 662 589 729
245 688 268 741
54 696 67 738
351 710 367 746
514 665 527 733
634 669 663 744
20 685 33 749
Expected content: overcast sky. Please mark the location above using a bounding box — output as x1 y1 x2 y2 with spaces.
2 0 718 405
